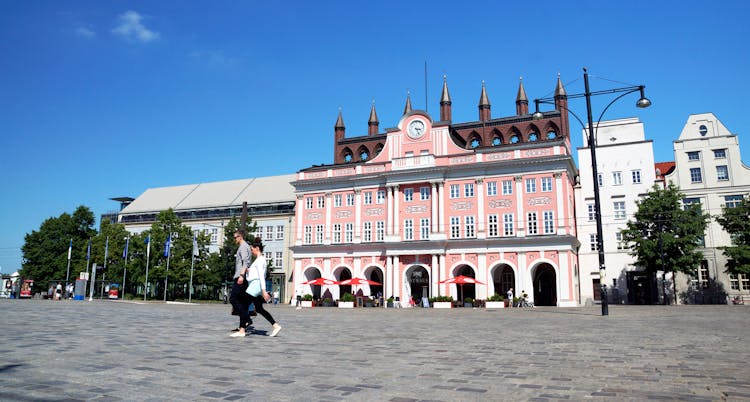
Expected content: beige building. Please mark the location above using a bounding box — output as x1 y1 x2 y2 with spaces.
117 174 297 302
665 113 750 303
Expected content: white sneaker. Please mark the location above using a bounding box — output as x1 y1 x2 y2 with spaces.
270 323 282 337
230 331 246 337
295 306 302 310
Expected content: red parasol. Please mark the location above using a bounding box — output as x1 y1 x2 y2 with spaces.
336 277 382 300
301 277 338 286
439 276 485 304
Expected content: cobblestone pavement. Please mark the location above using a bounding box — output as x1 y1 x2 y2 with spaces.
0 300 748 401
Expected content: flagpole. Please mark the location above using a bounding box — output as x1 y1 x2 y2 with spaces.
85 237 91 300
189 234 197 303
163 235 171 302
122 236 129 300
65 238 72 300
144 236 151 301
102 236 109 299
89 263 96 301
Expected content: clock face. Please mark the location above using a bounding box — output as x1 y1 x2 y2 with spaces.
407 120 425 139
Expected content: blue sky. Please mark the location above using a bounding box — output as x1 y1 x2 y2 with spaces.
1 0 748 273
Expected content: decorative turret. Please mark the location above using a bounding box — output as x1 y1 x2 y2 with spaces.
334 108 345 143
478 81 491 121
368 100 379 136
440 75 452 122
553 73 569 136
516 76 528 115
403 92 413 115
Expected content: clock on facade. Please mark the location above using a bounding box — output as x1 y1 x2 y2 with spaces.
407 120 426 139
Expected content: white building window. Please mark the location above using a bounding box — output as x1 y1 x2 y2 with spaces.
697 261 709 289
420 218 430 240
543 211 554 234
687 151 700 161
613 171 622 186
315 225 324 244
525 178 536 193
333 224 341 243
713 149 726 159
264 252 273 264
503 214 514 236
364 191 373 205
404 219 414 241
631 170 641 184
275 252 283 268
464 216 475 238
487 214 498 237
276 225 284 240
304 226 312 245
725 195 744 208
404 188 414 202
265 226 274 240
450 217 460 238
587 204 595 221
690 168 702 183
334 194 342 207
616 232 626 250
363 222 372 242
420 186 430 200
376 190 386 204
527 212 538 235
717 165 729 181
487 181 497 196
613 201 626 220
464 183 474 197
541 177 553 192
502 180 513 195
590 233 599 251
450 184 460 198
210 228 218 244
345 223 353 243
346 193 355 206
376 221 385 242
317 196 325 208
306 197 313 209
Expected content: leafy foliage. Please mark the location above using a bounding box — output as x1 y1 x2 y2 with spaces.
716 195 750 274
620 184 709 275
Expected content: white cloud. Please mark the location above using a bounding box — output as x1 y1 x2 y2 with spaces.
74 26 96 38
111 10 159 43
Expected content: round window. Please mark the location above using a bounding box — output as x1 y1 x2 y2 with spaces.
699 125 708 136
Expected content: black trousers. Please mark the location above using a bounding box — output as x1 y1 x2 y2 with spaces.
229 278 251 329
248 294 276 326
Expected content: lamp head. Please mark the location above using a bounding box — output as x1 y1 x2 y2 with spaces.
532 111 544 120
636 86 651 108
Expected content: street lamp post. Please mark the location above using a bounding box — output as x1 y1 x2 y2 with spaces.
533 67 651 316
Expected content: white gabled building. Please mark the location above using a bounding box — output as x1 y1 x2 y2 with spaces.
576 117 659 305
665 113 750 303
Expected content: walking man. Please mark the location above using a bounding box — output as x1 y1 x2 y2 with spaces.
507 287 514 308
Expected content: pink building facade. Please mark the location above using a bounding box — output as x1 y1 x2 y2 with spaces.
292 78 580 306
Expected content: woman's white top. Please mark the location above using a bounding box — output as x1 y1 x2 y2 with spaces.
246 255 267 292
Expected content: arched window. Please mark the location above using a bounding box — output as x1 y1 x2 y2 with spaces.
492 137 502 146
342 147 353 163
358 146 370 161
470 138 481 148
528 132 539 142
546 131 557 140
510 135 520 144
374 143 384 156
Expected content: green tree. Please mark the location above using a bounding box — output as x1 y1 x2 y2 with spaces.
21 206 97 290
620 184 709 301
716 195 750 274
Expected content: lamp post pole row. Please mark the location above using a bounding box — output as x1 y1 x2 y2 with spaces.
533 67 651 316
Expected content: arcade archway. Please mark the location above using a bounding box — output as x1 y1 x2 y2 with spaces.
492 264 515 298
532 263 557 306
452 264 476 300
406 265 430 302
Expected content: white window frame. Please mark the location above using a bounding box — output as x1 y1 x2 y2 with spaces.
690 167 702 183
613 171 623 186
613 201 626 220
265 226 274 240
315 224 324 244
464 216 475 238
487 181 497 196
631 170 642 184
464 183 474 198
346 193 355 206
487 214 498 237
420 218 430 240
404 219 414 240
503 213 514 236
364 191 373 205
376 221 385 241
317 196 325 208
717 165 729 181
502 180 513 195
275 252 283 268
276 225 284 240
687 151 700 161
376 190 386 204
334 194 342 207
345 223 353 243
543 211 554 234
363 222 372 242
713 149 726 159
450 217 460 238
541 177 553 192
304 225 312 245
333 224 342 243
306 197 313 209
527 212 538 235
404 188 414 202
590 233 599 251
525 178 536 193
450 184 460 198
420 186 430 200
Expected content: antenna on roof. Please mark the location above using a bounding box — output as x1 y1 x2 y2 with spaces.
424 61 428 113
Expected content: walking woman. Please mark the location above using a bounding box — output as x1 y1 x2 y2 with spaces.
244 237 282 337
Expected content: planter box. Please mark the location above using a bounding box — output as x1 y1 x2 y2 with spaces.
485 301 506 309
433 301 452 309
300 300 314 308
338 301 354 308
